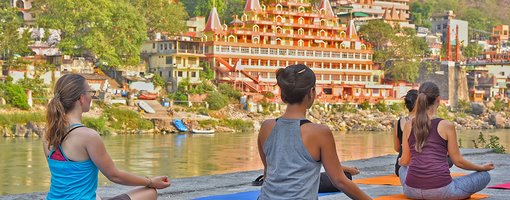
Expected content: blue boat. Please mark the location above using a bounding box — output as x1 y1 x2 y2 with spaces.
172 119 188 132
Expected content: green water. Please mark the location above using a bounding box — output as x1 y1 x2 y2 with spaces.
0 129 508 195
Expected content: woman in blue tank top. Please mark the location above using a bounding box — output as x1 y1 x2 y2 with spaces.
257 64 371 200
44 74 171 200
399 82 494 199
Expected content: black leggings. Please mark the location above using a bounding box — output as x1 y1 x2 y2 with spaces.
318 172 352 192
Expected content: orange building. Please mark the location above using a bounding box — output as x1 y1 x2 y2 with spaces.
201 0 394 103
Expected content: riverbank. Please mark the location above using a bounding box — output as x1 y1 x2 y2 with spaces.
2 100 510 137
1 148 508 199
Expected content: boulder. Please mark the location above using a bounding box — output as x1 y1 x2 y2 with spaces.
489 113 505 128
470 103 486 115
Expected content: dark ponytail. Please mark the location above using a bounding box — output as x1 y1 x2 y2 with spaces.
412 82 440 152
45 74 86 150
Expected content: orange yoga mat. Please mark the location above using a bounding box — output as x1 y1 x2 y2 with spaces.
353 173 465 186
374 193 489 200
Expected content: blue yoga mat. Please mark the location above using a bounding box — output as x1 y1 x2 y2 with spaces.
194 190 340 200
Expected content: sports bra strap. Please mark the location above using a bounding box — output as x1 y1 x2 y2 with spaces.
274 118 311 126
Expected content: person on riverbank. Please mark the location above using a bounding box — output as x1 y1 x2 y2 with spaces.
393 89 417 176
399 82 494 199
44 74 170 200
257 64 371 200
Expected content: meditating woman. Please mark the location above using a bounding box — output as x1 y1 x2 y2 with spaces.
393 89 418 176
257 64 371 200
44 74 170 200
399 82 494 199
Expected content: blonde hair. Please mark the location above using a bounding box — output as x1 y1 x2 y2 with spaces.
45 74 86 150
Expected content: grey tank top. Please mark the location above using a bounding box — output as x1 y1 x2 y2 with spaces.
259 118 322 200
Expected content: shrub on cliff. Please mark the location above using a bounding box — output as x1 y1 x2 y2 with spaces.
2 83 29 110
205 91 228 110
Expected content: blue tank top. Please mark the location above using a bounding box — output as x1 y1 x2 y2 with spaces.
259 118 321 200
46 125 99 200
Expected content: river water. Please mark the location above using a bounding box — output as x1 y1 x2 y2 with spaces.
1 129 508 195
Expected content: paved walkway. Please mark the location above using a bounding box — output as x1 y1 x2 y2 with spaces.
2 149 509 200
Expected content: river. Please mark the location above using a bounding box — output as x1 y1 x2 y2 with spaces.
1 129 508 195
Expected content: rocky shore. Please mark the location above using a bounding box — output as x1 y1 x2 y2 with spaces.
3 101 510 137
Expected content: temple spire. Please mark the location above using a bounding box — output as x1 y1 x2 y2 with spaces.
244 0 261 12
319 0 335 17
204 7 223 32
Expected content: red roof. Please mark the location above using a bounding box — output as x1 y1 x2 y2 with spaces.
204 7 223 32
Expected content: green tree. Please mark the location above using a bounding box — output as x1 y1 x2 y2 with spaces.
152 73 165 88
0 3 31 65
205 91 228 110
359 20 395 52
32 0 146 67
410 1 432 28
3 83 29 110
463 43 483 61
199 62 215 80
130 0 188 35
182 0 225 20
223 0 245 23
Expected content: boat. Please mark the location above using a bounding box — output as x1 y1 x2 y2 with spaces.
137 101 156 114
138 93 158 100
172 119 189 132
191 129 215 134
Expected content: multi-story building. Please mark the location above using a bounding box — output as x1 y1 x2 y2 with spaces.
201 0 394 103
141 37 203 92
332 0 414 29
10 0 35 26
492 25 509 43
431 11 468 47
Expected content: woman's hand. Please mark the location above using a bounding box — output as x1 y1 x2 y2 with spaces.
480 163 495 171
345 166 360 175
150 176 171 189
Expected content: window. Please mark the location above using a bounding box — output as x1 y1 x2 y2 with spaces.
323 88 332 95
153 43 155 49
177 71 183 77
191 72 197 78
166 56 172 64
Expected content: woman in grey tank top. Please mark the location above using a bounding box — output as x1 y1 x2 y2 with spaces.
257 64 371 200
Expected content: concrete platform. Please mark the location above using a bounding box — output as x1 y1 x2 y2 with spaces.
2 149 509 200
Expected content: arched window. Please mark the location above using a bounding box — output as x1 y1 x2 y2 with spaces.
253 25 260 32
298 28 304 35
319 30 327 37
298 17 304 24
228 35 237 43
276 38 283 45
261 4 266 11
340 31 346 38
276 26 284 34
16 0 24 9
321 19 327 26
361 44 367 50
298 40 304 47
252 36 260 44
276 4 283 11
275 15 283 23
298 6 305 13
319 8 326 15
241 14 248 21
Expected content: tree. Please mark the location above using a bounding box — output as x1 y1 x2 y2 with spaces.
463 42 483 61
32 0 146 67
3 83 29 110
152 73 165 88
361 21 428 82
223 0 245 23
130 0 188 36
410 1 432 28
181 0 225 20
0 3 31 65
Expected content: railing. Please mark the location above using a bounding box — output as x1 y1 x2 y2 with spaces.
213 46 372 61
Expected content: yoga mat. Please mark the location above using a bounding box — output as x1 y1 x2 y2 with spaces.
374 193 489 200
488 182 510 190
194 190 339 200
353 173 465 186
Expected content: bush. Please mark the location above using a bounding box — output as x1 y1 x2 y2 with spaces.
374 100 388 112
220 119 253 132
493 98 506 111
437 105 454 121
458 99 472 113
473 132 505 153
336 103 356 113
83 117 110 135
389 102 405 114
103 108 153 131
0 112 45 126
205 91 229 110
359 100 370 110
218 83 241 101
3 83 29 109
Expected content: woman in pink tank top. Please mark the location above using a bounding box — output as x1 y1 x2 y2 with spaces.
398 82 494 199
